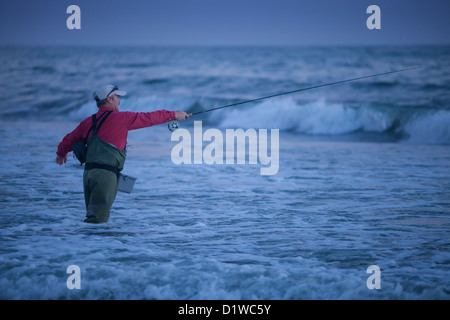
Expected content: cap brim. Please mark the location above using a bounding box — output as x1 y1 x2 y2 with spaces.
113 90 127 96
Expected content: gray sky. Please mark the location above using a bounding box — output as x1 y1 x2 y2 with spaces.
0 0 449 46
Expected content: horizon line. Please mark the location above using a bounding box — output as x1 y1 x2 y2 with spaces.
1 42 449 48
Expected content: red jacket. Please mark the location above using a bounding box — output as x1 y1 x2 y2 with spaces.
57 106 176 158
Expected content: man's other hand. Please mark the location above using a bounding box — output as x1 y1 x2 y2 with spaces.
56 155 67 165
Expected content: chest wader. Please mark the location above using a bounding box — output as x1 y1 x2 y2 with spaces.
82 111 126 223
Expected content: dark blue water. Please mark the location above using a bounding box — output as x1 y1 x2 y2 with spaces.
1 45 449 144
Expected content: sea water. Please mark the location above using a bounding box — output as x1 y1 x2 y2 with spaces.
0 46 449 299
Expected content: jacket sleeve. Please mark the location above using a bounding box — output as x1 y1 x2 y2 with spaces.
56 120 88 158
125 109 176 130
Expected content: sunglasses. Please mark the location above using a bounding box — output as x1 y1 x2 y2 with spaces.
106 86 119 98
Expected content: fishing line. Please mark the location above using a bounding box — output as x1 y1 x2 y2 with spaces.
168 66 421 132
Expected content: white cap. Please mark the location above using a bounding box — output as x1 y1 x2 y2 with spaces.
94 84 127 100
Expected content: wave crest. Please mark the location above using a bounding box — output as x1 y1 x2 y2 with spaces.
218 98 398 135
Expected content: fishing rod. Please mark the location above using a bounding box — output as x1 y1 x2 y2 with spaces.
168 66 421 132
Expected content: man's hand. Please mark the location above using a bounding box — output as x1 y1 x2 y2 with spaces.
175 111 192 121
56 155 67 165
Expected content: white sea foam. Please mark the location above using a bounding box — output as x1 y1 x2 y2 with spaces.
1 45 450 299
1 120 449 299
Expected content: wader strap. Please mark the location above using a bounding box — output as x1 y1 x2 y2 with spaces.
85 111 113 143
85 162 120 176
93 111 113 136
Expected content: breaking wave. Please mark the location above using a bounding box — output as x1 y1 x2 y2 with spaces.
213 97 450 144
67 95 450 145
404 110 450 145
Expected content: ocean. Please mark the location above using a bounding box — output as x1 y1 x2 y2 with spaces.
0 45 449 299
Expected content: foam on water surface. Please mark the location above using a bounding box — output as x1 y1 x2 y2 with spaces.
0 120 449 299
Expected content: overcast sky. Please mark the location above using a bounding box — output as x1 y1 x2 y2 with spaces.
0 0 449 46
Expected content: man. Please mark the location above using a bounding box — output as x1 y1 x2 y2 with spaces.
56 84 191 223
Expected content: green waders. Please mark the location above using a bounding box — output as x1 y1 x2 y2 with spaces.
83 135 126 223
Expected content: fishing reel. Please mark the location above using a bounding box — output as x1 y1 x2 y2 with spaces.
168 120 179 132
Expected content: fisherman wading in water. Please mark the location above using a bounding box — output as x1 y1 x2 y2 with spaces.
56 85 191 223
